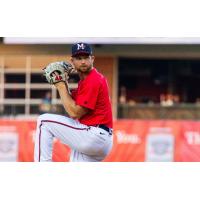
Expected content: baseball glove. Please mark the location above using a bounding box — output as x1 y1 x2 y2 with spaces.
43 61 73 84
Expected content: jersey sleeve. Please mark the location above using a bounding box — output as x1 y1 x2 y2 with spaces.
76 80 100 110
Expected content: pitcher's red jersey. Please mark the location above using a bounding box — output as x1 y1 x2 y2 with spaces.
72 68 113 128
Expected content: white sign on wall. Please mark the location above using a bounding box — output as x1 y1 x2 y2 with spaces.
0 133 18 162
145 128 174 162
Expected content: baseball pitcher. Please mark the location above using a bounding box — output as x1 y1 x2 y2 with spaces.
34 42 113 162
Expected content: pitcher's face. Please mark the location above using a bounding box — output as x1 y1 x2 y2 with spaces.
71 55 94 73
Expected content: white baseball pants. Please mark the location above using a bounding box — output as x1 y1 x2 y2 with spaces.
34 113 113 162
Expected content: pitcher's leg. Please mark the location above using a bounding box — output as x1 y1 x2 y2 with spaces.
34 113 91 162
34 116 54 162
34 113 112 162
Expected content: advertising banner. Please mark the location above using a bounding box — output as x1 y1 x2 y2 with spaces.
0 119 200 161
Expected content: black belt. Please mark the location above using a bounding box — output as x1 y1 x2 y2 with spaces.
96 124 113 135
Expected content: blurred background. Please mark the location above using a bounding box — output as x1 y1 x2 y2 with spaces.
1 37 200 161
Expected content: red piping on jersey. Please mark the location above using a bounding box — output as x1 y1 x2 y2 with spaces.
38 120 89 162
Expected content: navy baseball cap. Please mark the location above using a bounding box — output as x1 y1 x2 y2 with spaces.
71 42 92 57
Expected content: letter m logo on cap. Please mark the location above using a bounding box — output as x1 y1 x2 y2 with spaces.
77 43 85 50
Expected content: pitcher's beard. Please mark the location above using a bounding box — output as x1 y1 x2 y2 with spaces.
78 65 92 73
